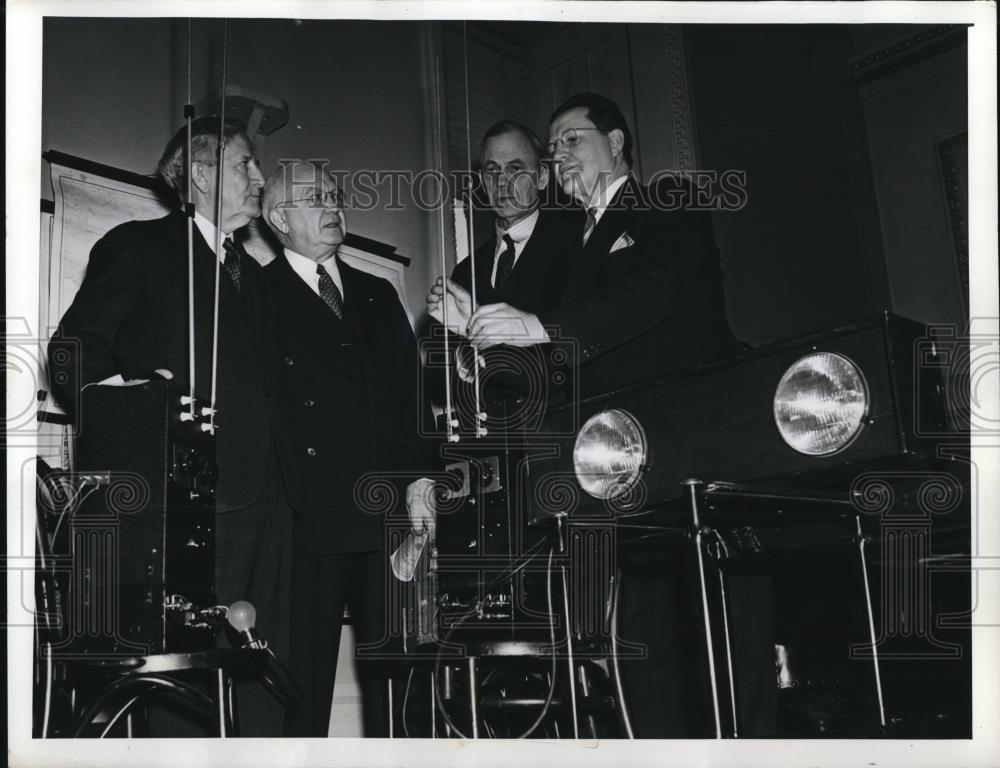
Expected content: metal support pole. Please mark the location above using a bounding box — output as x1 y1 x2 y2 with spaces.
856 515 887 728
561 565 580 738
714 548 739 738
217 669 227 738
387 679 394 738
443 664 453 737
685 479 723 738
467 658 479 739
430 671 437 738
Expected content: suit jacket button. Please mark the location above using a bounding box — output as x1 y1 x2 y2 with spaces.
284 356 294 366
304 399 315 407
306 447 317 456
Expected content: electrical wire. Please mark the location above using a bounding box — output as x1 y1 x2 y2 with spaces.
99 694 143 738
401 667 415 738
514 547 558 739
609 568 634 739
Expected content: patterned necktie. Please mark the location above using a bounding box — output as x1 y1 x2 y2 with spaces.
317 262 344 319
582 207 598 246
222 237 242 292
494 233 516 292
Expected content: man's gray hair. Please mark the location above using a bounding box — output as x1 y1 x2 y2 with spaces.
157 117 250 203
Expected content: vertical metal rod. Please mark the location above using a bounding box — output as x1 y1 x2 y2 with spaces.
715 550 739 737
430 671 437 738
686 480 722 738
387 679 395 738
609 574 635 739
217 668 227 737
443 664 453 737
577 664 598 738
126 711 133 738
856 515 887 728
561 565 580 738
185 19 196 416
226 675 236 736
467 658 479 739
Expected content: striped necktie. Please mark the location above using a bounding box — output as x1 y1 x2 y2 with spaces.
582 207 598 246
222 237 242 291
317 262 344 319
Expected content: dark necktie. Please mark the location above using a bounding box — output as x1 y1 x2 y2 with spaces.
582 207 598 246
494 233 516 292
317 262 344 319
222 236 242 292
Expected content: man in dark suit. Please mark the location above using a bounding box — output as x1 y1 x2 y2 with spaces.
261 160 433 737
441 93 745 736
48 117 299 736
459 95 739 399
427 120 581 411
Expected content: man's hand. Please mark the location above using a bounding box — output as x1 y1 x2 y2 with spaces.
467 304 550 349
427 277 473 337
405 477 437 539
455 345 486 383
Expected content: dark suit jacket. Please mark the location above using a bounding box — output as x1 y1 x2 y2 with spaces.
446 207 583 408
265 254 428 554
48 211 300 513
540 174 740 398
452 207 584 315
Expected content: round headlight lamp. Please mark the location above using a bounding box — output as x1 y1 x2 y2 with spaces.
773 352 869 456
573 409 648 499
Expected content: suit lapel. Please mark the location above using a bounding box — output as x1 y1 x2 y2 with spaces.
272 254 356 376
564 177 641 300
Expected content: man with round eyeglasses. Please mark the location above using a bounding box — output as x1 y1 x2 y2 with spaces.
261 160 434 737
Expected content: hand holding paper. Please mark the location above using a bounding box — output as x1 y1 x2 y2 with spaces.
427 277 473 337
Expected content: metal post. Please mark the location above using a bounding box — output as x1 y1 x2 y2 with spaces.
467 658 479 739
855 515 887 728
217 668 227 738
443 664 453 737
561 565 580 738
387 679 394 738
685 479 723 738
430 671 437 738
715 550 739 737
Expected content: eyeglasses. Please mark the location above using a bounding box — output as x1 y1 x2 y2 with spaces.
280 189 344 208
546 127 602 156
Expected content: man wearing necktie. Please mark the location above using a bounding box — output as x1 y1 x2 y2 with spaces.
446 95 741 400
426 120 582 409
48 117 300 736
261 161 434 737
434 94 752 737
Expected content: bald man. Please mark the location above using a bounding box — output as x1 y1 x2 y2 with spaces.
261 161 433 737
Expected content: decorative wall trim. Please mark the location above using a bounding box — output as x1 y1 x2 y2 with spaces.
663 25 697 172
938 131 969 311
849 24 968 83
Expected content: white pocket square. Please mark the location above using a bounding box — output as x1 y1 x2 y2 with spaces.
610 232 635 253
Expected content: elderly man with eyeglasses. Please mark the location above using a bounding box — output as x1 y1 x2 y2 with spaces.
437 94 748 738
442 92 740 400
261 160 434 737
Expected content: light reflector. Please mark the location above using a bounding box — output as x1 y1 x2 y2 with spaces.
773 352 868 455
573 409 647 500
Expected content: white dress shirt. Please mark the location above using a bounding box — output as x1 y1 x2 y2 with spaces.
587 173 630 227
490 209 539 288
194 212 232 263
284 248 344 299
